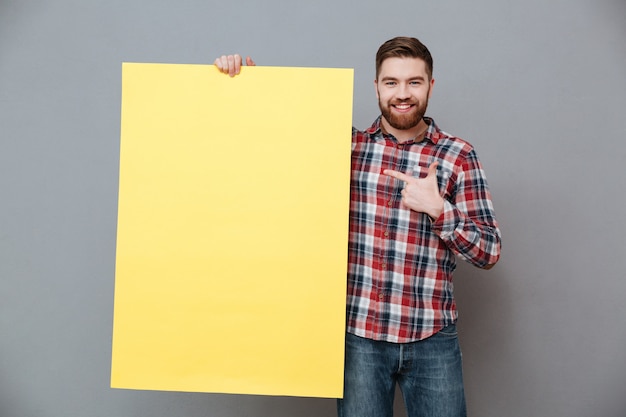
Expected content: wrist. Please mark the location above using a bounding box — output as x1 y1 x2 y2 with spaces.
428 199 444 221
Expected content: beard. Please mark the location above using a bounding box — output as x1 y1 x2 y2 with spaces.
378 98 428 131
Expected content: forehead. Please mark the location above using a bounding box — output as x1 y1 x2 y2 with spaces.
378 57 429 80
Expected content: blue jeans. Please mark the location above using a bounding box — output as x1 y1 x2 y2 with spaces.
337 324 466 417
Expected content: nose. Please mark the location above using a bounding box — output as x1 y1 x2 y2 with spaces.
396 83 411 100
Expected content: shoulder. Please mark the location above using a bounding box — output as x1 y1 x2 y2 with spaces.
428 120 477 160
352 118 382 143
435 131 475 155
352 126 373 144
427 120 485 172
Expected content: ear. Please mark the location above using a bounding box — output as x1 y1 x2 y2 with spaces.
374 78 379 99
428 77 435 99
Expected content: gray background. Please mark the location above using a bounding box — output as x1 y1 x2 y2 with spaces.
1 0 625 416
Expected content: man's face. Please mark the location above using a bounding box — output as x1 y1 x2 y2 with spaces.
375 57 434 131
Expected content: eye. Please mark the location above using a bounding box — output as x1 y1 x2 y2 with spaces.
384 81 396 87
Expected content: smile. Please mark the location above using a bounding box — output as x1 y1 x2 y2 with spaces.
392 103 414 112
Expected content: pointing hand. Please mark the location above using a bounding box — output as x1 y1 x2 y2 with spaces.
383 162 444 220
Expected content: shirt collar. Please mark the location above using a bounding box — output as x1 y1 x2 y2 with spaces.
366 116 442 145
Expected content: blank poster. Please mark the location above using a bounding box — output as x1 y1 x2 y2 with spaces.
111 63 353 398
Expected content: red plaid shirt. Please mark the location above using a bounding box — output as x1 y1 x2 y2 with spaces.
347 117 501 343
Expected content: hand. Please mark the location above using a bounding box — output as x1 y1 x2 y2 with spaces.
383 162 444 220
214 54 256 77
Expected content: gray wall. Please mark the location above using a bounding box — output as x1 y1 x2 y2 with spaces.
1 0 625 416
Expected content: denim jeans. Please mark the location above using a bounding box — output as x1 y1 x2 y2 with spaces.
337 324 466 417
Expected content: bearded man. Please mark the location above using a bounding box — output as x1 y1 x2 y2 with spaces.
215 36 501 417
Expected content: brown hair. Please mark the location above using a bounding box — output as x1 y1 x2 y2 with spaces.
375 37 433 80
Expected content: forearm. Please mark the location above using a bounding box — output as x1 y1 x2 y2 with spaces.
431 200 501 268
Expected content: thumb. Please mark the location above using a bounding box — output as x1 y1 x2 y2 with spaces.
427 161 439 177
246 56 256 66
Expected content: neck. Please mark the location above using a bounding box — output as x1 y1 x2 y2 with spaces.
381 118 428 143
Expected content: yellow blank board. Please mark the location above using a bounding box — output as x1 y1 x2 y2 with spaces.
111 63 353 398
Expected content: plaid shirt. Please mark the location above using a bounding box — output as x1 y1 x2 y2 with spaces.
347 116 501 343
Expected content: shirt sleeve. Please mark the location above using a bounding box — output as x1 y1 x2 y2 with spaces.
430 150 502 268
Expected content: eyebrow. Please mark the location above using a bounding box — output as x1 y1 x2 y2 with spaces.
380 75 426 82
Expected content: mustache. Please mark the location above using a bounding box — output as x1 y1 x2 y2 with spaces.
390 100 417 105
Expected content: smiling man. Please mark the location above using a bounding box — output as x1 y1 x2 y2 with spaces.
376 56 433 138
215 36 502 417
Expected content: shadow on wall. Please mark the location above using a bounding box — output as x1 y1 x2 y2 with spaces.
119 389 338 417
453 260 517 412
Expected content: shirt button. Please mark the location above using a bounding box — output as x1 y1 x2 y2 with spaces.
378 293 385 299
381 263 386 270
387 200 392 206
384 231 389 237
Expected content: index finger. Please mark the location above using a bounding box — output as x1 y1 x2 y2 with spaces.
383 169 413 182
